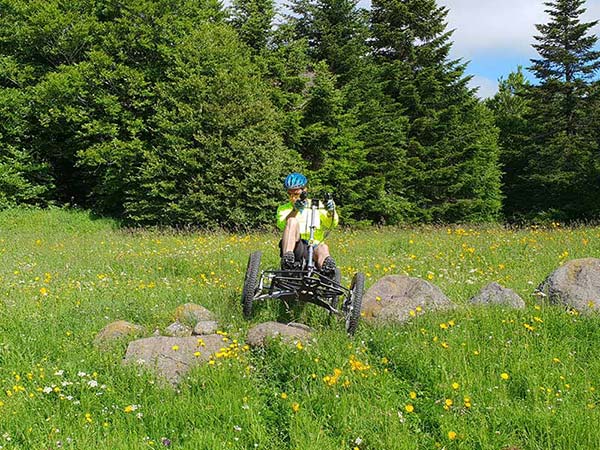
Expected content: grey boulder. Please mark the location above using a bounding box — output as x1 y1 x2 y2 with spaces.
164 321 192 337
174 303 215 327
193 321 219 335
469 282 525 309
361 275 455 323
123 335 225 385
537 258 600 312
246 322 312 348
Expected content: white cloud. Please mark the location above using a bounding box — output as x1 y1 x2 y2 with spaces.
352 0 599 59
468 75 498 99
439 0 600 58
439 0 546 57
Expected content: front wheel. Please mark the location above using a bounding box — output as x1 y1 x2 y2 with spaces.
242 251 262 319
345 272 364 335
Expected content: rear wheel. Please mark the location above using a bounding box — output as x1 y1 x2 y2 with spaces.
345 272 364 335
242 251 262 319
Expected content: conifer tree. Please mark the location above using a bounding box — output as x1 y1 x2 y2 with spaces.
524 0 600 219
370 0 502 221
487 68 533 219
287 0 369 84
230 0 275 52
530 0 600 135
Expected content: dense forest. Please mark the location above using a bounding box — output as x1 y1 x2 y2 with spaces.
0 0 598 227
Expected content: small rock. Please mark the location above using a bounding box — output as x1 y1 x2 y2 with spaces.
193 321 218 335
246 321 312 348
174 303 215 327
165 321 192 337
470 282 525 309
94 321 145 348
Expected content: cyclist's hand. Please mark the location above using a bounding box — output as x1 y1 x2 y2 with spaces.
294 199 307 212
326 198 335 212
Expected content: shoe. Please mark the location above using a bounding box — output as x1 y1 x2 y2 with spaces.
321 256 336 279
281 251 296 270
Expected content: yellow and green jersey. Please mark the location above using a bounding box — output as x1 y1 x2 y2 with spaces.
276 200 339 244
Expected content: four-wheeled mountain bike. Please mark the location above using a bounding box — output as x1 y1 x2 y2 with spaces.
241 195 364 335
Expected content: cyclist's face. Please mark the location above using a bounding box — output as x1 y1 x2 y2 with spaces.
287 187 306 202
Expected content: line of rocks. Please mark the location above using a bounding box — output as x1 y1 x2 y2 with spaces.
95 258 600 386
95 303 313 385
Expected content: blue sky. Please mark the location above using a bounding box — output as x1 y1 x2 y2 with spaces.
359 0 600 97
228 0 600 98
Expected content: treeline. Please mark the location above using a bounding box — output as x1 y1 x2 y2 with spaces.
0 0 598 227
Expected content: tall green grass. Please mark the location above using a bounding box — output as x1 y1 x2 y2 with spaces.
0 208 599 449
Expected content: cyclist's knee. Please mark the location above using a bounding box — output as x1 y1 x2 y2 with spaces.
316 243 330 256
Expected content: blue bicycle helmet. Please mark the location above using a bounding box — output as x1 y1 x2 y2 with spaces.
283 172 307 190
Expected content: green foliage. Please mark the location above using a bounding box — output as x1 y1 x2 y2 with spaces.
229 0 275 52
287 0 370 84
0 0 298 227
1 0 558 226
369 0 502 223
0 87 53 208
499 0 600 221
295 62 370 222
487 68 532 219
0 0 99 79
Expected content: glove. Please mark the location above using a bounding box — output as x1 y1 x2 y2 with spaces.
326 198 335 212
294 198 307 212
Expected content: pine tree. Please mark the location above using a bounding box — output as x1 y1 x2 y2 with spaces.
369 0 502 222
530 0 600 135
524 0 600 219
486 67 533 219
287 0 369 84
230 0 275 52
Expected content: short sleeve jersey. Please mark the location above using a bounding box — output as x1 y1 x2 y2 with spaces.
276 200 339 244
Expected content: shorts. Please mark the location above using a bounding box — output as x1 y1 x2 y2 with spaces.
279 239 309 262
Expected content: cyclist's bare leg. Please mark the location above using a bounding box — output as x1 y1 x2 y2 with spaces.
315 243 331 268
282 217 300 254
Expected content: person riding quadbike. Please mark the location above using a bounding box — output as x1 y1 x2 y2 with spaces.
240 172 364 335
277 172 339 278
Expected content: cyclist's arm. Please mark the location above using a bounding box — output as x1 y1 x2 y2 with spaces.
319 207 339 229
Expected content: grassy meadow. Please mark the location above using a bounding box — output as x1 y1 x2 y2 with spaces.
1 208 600 449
